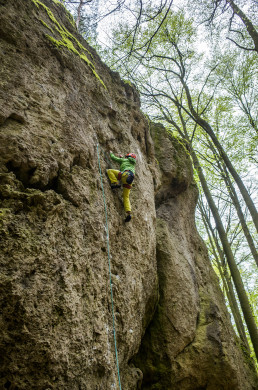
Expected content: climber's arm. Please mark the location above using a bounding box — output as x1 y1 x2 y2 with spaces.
110 152 124 163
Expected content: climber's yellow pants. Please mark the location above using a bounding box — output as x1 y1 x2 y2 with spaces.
107 169 132 213
107 169 120 184
122 187 131 213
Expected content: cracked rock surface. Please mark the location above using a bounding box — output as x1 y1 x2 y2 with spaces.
0 1 257 389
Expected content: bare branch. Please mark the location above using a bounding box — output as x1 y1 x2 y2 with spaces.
226 37 256 52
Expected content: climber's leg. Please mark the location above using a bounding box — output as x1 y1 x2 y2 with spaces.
107 169 119 183
107 169 121 188
122 186 131 213
121 172 133 221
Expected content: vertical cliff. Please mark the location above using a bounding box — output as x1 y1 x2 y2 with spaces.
0 0 257 389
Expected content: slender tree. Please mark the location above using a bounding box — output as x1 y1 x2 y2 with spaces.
221 0 258 52
187 0 258 52
149 94 258 358
199 199 251 352
206 138 258 267
155 47 256 232
189 135 258 360
163 38 258 232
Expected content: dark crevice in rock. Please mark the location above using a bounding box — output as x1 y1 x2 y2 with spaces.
8 113 26 124
132 303 172 389
72 155 81 167
174 337 196 360
4 161 78 206
5 161 37 187
196 312 200 327
1 113 26 126
165 313 180 335
144 126 150 157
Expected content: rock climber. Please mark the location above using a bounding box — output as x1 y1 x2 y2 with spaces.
106 151 137 223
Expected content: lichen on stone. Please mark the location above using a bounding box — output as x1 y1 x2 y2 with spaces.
0 208 10 219
122 79 132 86
52 0 76 28
30 0 106 88
40 19 54 33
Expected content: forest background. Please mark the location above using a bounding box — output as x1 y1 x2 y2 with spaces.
58 0 257 365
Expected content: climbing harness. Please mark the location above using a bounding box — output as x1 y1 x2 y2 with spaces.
96 143 122 390
118 170 134 185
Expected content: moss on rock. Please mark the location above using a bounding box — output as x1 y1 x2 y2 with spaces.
30 0 106 88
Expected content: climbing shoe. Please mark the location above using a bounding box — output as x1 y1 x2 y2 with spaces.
111 183 121 189
125 214 132 223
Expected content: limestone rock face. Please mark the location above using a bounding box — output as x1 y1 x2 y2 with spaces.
0 1 257 389
0 1 157 388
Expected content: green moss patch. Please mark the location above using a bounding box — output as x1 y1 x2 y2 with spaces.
122 79 132 86
52 0 76 28
30 0 106 88
0 208 10 219
40 19 54 33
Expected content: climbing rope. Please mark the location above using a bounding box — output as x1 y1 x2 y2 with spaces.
96 143 122 390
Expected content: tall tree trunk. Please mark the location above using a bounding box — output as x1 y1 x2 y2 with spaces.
76 0 84 29
222 165 258 267
199 201 251 351
160 105 258 356
188 141 258 360
207 139 258 267
226 0 258 52
182 80 258 232
223 270 251 351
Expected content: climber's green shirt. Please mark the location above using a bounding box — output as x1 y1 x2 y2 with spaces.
110 153 136 174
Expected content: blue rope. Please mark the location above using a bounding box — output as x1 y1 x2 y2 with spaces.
96 143 122 390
